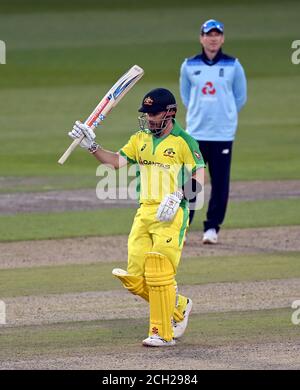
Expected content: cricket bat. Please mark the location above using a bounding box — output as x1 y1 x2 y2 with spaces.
58 65 144 165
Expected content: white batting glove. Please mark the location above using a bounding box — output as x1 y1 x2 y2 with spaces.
157 191 184 222
68 121 100 153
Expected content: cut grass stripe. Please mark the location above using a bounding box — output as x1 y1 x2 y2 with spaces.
0 208 137 242
187 308 300 346
0 252 299 298
0 308 298 361
0 198 299 242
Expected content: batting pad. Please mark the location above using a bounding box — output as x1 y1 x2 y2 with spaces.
145 252 176 341
112 268 148 300
112 268 184 323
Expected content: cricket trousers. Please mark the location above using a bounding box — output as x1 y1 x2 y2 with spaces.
189 140 233 233
127 203 190 318
127 203 189 275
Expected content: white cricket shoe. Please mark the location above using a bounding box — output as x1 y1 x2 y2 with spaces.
203 228 218 244
142 334 176 347
173 299 193 339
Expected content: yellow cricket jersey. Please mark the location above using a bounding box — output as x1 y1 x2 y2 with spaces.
119 120 205 205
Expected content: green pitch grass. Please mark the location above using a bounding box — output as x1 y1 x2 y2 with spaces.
0 0 299 191
0 198 299 242
0 252 299 298
0 308 298 361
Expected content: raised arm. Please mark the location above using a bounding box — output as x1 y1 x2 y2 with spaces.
69 121 128 169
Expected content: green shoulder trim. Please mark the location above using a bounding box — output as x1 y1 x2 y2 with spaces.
170 119 184 136
178 204 189 247
178 131 205 168
119 150 137 164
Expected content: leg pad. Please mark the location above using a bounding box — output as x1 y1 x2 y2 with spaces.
145 252 176 341
112 267 184 322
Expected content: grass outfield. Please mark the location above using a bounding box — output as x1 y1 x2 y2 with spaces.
0 1 299 189
0 198 299 241
0 252 299 298
0 308 298 360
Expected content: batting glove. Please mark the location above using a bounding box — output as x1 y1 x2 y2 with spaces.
156 191 183 222
68 120 100 153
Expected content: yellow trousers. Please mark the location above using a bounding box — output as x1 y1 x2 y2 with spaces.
125 203 189 325
127 203 189 275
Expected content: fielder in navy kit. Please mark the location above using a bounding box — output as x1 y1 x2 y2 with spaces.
180 19 247 244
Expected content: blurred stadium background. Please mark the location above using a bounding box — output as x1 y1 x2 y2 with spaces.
0 0 299 369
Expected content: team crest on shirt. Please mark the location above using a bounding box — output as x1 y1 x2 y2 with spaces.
143 96 153 105
194 151 202 160
163 148 176 158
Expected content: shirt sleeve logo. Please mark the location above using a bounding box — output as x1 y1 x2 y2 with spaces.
194 150 202 160
202 81 216 95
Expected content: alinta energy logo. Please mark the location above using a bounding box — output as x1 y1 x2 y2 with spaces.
291 40 300 64
0 40 6 64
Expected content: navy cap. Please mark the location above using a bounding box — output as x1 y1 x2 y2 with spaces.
138 88 177 113
201 19 224 34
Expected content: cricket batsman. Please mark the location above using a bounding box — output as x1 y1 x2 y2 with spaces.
69 88 205 347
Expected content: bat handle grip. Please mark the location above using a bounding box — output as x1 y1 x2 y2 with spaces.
57 135 84 165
